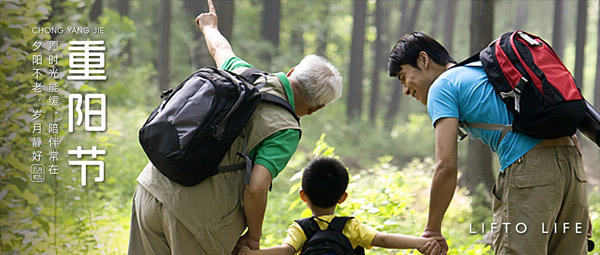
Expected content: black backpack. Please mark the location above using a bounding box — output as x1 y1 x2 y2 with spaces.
138 67 299 186
295 216 365 255
456 30 587 142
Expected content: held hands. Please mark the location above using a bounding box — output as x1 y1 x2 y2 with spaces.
235 233 260 254
195 0 218 33
235 245 253 255
418 230 448 255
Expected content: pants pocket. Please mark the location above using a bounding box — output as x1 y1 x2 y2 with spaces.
514 172 559 213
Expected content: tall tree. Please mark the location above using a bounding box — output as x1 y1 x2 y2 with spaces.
369 0 389 122
347 0 367 120
429 0 444 38
464 0 495 196
89 0 102 22
385 0 422 127
117 0 132 66
596 0 600 109
261 0 281 63
443 0 458 56
552 0 565 58
316 2 330 58
574 0 588 88
158 0 171 92
515 1 528 29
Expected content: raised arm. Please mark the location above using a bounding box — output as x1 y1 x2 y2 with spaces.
195 0 235 67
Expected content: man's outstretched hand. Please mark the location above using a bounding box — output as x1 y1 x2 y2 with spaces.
195 0 218 33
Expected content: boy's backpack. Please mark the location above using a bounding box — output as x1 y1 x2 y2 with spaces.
138 67 299 186
295 216 365 255
456 30 586 142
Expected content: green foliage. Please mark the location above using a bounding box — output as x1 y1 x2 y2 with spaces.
263 135 493 254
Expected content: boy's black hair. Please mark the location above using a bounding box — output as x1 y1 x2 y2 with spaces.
388 31 456 77
302 157 349 208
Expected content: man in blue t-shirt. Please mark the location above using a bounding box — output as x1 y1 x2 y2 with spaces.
387 31 590 255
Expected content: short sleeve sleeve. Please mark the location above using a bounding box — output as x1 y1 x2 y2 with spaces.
219 57 253 73
346 218 379 249
282 222 305 254
427 78 460 128
253 129 300 179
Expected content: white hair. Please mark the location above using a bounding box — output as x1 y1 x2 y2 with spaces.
289 55 343 107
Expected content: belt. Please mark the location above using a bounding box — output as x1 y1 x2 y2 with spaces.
534 137 574 148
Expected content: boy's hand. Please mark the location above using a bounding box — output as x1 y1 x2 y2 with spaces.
420 230 448 255
236 233 260 251
195 0 218 33
418 240 443 255
236 245 251 255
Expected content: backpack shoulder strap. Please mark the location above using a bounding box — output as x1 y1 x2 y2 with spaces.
239 67 268 84
328 217 367 255
261 93 300 123
454 52 481 68
327 216 352 232
295 217 321 241
239 67 300 124
460 121 513 144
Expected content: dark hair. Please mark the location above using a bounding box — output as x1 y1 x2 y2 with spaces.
302 157 349 208
388 31 456 77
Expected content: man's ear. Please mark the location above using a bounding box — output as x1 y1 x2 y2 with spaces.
299 189 308 202
337 192 348 204
418 51 430 69
287 67 295 77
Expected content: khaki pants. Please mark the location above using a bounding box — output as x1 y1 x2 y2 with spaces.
128 170 246 255
492 146 589 255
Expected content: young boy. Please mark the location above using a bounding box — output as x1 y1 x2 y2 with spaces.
237 157 442 255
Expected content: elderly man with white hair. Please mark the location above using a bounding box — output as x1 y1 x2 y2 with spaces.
127 1 343 254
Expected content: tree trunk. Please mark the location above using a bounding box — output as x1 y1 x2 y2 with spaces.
369 0 389 122
552 0 565 58
291 28 305 55
158 0 171 92
317 2 330 58
429 0 444 39
347 0 367 121
464 0 495 196
214 1 234 42
385 0 422 127
515 1 528 30
117 0 132 66
184 0 210 68
596 0 600 109
261 0 281 63
443 0 458 57
89 0 103 22
574 0 588 88
404 0 422 34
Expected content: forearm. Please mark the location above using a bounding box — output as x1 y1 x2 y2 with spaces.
200 27 234 67
243 185 267 240
371 233 431 249
242 165 272 241
427 117 459 232
426 164 457 232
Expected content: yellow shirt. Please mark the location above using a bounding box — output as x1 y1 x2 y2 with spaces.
283 215 378 254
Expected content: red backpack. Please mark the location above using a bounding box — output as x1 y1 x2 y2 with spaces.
457 30 587 142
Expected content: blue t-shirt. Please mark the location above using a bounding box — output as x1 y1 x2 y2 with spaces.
427 62 541 171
